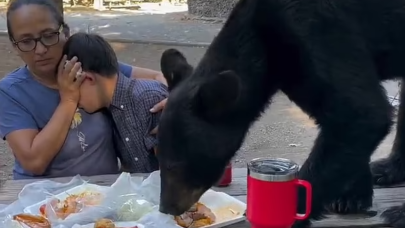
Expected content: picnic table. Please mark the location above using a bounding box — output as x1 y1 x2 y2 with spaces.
0 168 403 228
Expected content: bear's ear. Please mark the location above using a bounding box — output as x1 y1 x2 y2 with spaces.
160 48 194 91
194 70 241 120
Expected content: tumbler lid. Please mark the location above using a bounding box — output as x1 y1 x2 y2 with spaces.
247 158 299 182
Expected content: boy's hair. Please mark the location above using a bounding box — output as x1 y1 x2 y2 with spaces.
62 32 118 77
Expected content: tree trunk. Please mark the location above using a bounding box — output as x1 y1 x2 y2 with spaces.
93 0 104 10
188 0 237 18
52 0 64 14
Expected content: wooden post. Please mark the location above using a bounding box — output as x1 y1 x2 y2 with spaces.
52 0 64 14
93 0 104 10
188 0 237 18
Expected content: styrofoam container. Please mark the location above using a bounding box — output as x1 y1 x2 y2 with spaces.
73 221 145 228
23 183 110 215
198 190 246 228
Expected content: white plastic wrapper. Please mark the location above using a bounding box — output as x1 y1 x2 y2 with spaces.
137 210 179 228
40 185 113 227
1 171 246 228
116 198 156 221
0 214 56 228
0 176 90 218
0 215 22 228
134 172 246 228
136 171 161 205
106 172 156 221
0 174 145 227
72 220 145 228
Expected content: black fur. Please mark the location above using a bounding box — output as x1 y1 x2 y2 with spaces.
371 82 405 186
160 49 194 92
372 83 405 228
157 0 405 226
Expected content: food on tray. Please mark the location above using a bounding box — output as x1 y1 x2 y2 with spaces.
94 219 115 228
69 191 103 205
175 202 216 228
94 218 139 228
13 213 50 228
39 198 78 219
39 191 103 219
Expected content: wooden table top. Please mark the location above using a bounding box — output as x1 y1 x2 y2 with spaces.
0 168 403 228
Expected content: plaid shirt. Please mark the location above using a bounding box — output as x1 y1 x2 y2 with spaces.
109 74 168 173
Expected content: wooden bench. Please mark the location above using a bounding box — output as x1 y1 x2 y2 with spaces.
103 0 143 10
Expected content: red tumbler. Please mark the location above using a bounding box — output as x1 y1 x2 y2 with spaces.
246 158 312 228
215 163 232 187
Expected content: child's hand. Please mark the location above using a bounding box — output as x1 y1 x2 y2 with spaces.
150 126 158 135
150 98 167 113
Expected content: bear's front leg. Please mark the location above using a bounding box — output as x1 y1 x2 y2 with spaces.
326 162 373 214
371 81 405 186
292 149 375 228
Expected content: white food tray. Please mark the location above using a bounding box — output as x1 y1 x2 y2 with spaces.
23 183 110 215
77 189 246 228
73 221 145 228
196 189 246 228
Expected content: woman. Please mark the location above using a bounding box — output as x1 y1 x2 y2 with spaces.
0 0 167 179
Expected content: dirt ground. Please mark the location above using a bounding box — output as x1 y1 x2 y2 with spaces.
0 36 395 183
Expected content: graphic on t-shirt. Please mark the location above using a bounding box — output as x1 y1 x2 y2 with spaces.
70 108 88 152
71 108 82 129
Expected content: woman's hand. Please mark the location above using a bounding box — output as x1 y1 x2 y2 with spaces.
57 55 85 103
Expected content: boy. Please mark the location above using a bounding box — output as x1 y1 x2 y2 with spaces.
63 32 168 173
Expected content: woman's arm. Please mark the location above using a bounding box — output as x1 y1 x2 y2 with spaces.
0 93 77 175
132 66 167 86
119 62 168 113
118 62 167 86
131 67 168 112
1 57 84 176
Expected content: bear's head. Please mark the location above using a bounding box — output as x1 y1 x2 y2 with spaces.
158 48 245 215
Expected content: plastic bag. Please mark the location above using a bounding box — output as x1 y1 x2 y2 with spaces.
2 213 52 228
136 171 161 205
130 171 179 228
116 196 156 221
0 175 88 218
0 215 22 228
106 173 156 221
40 184 114 227
43 172 146 226
137 210 179 228
71 220 145 228
0 201 23 218
1 171 247 228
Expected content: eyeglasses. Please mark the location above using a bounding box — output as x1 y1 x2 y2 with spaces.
13 26 63 52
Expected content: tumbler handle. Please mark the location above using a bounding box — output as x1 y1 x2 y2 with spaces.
294 179 312 220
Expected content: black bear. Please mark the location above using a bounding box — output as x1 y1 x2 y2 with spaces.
156 0 405 226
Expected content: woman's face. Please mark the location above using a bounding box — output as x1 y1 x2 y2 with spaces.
8 5 67 75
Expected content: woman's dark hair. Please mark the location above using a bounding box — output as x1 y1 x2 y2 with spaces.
6 0 70 41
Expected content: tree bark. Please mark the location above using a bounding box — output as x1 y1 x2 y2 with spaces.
93 0 104 10
188 0 237 18
52 0 64 14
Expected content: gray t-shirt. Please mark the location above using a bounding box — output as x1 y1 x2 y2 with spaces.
0 63 133 179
